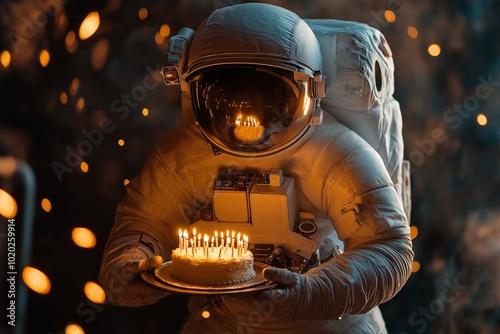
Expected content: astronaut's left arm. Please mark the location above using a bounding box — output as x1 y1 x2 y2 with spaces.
260 144 413 320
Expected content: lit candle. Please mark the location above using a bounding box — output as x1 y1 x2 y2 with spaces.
190 238 195 256
225 237 230 254
183 230 189 254
236 233 240 256
221 232 225 247
197 233 201 250
215 231 219 248
211 236 214 253
178 229 183 250
204 234 209 258
231 231 235 249
193 228 196 240
243 234 248 253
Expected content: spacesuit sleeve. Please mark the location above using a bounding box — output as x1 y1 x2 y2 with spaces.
318 143 414 317
248 135 413 321
98 143 191 305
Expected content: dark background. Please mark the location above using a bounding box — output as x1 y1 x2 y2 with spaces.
1 0 499 333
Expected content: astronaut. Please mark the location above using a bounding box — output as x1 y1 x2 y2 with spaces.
99 3 413 333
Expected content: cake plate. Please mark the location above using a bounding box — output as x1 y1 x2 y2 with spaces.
141 262 277 295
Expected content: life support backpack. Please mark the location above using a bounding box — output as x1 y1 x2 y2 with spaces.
305 19 411 221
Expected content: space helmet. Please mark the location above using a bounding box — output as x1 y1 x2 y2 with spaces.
162 3 326 157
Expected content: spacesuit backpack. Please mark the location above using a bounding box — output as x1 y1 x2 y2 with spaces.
305 19 412 221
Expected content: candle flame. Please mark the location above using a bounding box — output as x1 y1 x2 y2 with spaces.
176 229 250 257
235 113 260 127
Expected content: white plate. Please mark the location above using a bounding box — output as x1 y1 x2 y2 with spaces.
142 262 276 295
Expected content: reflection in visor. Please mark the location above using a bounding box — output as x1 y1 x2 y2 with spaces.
234 114 264 144
190 66 313 155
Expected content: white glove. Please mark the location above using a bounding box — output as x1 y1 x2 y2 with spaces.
99 248 169 306
253 266 341 321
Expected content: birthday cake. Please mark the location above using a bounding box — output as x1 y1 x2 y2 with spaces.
170 247 255 285
169 231 255 285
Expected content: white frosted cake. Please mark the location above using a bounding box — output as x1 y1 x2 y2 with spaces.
170 247 255 285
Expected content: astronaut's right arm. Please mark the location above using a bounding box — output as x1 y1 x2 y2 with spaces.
98 145 188 306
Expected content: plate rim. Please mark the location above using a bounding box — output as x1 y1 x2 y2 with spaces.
142 262 276 295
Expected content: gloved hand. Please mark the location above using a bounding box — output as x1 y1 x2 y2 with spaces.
100 250 169 307
253 266 340 321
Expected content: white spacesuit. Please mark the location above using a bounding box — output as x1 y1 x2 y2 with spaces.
99 3 413 333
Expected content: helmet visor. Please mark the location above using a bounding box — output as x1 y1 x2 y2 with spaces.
190 66 314 156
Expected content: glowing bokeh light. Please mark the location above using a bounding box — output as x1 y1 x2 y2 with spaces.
155 32 164 45
410 225 418 239
76 97 85 113
428 44 441 57
407 26 418 39
22 266 51 295
39 49 50 67
0 157 16 177
118 139 125 146
91 38 110 71
70 78 80 96
60 92 68 105
41 198 52 213
477 114 488 126
0 188 17 218
80 161 89 173
79 12 100 40
160 24 171 38
411 261 421 273
84 281 106 304
58 13 68 29
202 310 210 318
72 227 97 248
142 108 149 117
66 30 76 44
138 7 148 20
65 323 85 334
1 50 11 68
123 179 130 186
384 10 396 23
65 31 78 54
